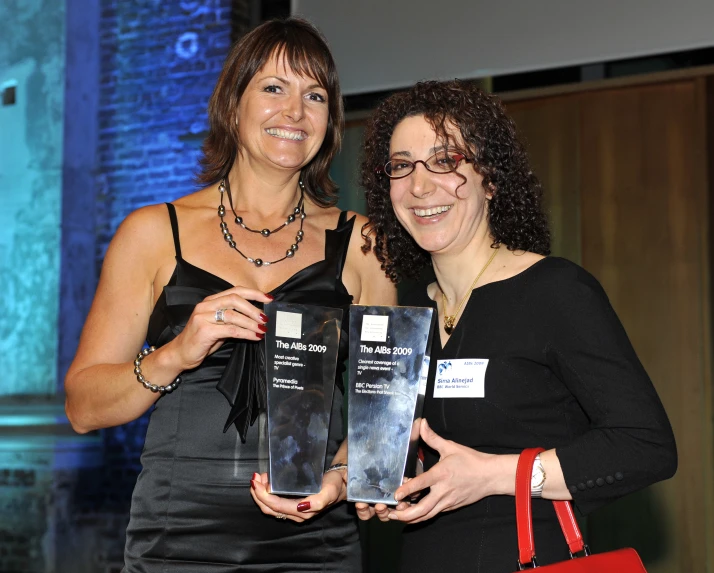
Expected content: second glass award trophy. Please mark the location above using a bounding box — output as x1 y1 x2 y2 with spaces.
347 305 435 505
263 301 343 495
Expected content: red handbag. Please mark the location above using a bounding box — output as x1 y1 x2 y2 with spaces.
513 447 647 571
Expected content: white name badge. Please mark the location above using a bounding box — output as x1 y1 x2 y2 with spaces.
433 358 488 398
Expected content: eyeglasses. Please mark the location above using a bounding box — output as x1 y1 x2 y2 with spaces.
381 150 474 179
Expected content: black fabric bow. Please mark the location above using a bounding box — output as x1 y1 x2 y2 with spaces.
217 336 266 442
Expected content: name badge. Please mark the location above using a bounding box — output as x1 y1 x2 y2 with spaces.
433 359 488 398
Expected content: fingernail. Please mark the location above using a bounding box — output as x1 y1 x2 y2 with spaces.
250 480 256 490
394 493 403 502
266 294 275 301
257 333 265 340
297 501 311 512
260 313 269 322
388 513 397 520
252 473 260 480
258 323 268 332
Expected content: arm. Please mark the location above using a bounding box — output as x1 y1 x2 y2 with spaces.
65 205 270 433
370 264 676 523
343 212 398 306
65 206 173 433
369 420 569 524
543 265 677 513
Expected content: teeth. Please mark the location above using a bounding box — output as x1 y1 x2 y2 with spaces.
266 128 306 141
414 205 452 217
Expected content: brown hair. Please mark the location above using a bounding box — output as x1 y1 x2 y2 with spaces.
361 80 550 283
197 18 344 207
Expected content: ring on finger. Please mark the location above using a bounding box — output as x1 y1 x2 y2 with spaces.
275 512 288 520
215 308 228 324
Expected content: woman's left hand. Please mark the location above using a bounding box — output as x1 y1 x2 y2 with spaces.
385 419 512 524
250 468 345 523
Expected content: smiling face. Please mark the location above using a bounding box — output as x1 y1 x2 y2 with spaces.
388 114 492 256
236 53 330 173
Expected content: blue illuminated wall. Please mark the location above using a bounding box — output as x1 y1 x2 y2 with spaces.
0 0 65 396
1 1 247 571
58 0 246 385
96 0 238 257
57 2 241 571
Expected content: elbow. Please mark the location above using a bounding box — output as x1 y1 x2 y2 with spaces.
64 380 94 434
65 397 92 434
656 417 678 481
660 437 678 481
644 423 678 483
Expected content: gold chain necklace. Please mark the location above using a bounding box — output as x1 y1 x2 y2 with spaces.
441 246 500 335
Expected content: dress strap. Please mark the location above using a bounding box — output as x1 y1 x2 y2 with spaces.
324 210 355 283
165 203 182 258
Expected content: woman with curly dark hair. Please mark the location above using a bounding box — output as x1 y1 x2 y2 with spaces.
355 80 676 572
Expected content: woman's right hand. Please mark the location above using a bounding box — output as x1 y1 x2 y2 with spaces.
169 286 274 371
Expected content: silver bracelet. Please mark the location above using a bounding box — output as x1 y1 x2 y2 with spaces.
134 346 182 394
324 462 347 474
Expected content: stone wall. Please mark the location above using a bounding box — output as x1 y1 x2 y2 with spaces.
0 0 65 396
2 1 249 571
96 0 240 255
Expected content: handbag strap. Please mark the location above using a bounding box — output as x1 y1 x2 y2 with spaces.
516 448 586 567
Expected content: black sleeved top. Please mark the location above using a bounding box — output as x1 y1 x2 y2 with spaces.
404 256 677 516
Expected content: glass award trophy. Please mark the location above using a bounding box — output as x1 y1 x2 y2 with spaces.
347 305 435 505
263 301 343 495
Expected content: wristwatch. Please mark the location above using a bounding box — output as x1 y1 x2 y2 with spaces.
531 454 546 498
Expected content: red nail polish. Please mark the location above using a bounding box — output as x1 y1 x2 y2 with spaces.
266 294 275 301
297 501 311 512
258 323 268 332
257 333 265 340
260 313 269 322
250 480 256 490
252 473 260 480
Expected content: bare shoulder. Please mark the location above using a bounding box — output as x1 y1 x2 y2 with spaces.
99 202 184 297
343 210 396 305
89 202 178 309
108 203 173 264
73 203 176 367
110 203 172 254
346 209 369 240
344 210 374 265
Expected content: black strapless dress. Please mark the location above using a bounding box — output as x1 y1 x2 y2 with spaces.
122 204 361 573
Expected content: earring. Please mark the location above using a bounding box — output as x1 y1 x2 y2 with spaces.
485 182 496 200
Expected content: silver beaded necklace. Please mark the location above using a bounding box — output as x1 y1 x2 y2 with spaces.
217 178 306 267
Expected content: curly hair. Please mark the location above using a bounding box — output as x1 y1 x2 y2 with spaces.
360 80 550 282
197 18 343 207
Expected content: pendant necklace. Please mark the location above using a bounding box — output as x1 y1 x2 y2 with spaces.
217 178 305 267
441 246 500 335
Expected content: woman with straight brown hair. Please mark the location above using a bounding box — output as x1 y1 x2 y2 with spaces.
65 18 395 572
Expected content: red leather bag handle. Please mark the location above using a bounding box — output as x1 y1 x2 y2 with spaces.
516 448 586 567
